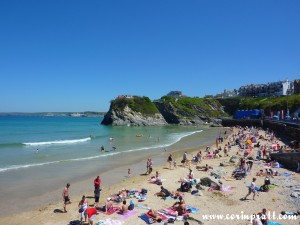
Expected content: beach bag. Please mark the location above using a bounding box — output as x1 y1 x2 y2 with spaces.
141 189 148 195
128 200 134 210
168 218 175 223
156 180 162 185
78 207 84 213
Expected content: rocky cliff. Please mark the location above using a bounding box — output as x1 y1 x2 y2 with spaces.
101 95 227 126
101 96 167 126
154 96 226 125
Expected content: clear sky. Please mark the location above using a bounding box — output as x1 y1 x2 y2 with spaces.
1 0 299 112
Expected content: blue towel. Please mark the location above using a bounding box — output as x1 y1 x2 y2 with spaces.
247 186 259 191
268 221 283 225
139 213 154 224
186 205 199 213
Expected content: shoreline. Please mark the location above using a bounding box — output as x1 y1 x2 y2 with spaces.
1 126 300 225
0 126 223 217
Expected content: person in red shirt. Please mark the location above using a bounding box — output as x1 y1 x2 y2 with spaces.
94 176 101 189
85 207 98 225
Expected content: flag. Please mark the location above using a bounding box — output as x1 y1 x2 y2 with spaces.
216 138 218 148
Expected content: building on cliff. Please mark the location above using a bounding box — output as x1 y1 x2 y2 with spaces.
238 80 294 97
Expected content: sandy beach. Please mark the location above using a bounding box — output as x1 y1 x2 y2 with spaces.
1 126 299 225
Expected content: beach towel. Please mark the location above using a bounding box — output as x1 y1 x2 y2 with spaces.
221 186 233 192
165 207 189 216
103 206 121 215
223 177 235 181
118 210 138 219
268 184 278 189
136 195 147 202
139 213 155 224
247 186 260 191
268 221 283 225
95 219 124 225
137 204 151 210
186 205 199 213
281 172 292 177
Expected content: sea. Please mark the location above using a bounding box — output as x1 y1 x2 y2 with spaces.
0 116 223 215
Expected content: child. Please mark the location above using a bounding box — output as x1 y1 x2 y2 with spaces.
128 168 131 177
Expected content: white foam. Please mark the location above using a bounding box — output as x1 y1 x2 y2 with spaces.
126 130 203 153
23 137 91 146
0 152 121 173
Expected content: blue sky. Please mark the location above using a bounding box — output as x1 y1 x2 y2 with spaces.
0 0 299 112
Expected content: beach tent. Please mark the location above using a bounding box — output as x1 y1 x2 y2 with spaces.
247 140 252 145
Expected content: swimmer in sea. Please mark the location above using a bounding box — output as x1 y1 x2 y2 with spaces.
101 146 104 152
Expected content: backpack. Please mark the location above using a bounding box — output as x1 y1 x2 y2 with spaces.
128 200 134 210
141 189 148 195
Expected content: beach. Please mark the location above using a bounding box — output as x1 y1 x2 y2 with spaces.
0 126 299 225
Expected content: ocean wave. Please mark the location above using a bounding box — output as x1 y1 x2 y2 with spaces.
0 152 120 173
126 130 203 153
23 137 91 146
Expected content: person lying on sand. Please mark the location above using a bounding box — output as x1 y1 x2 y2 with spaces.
196 164 213 171
147 209 163 222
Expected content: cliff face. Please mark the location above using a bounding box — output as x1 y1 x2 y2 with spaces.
101 97 167 126
101 96 227 126
154 97 226 125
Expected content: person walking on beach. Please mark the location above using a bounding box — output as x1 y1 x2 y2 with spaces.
167 154 173 169
243 178 257 200
128 168 131 177
62 183 71 212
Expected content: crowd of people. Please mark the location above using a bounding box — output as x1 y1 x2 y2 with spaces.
61 126 298 225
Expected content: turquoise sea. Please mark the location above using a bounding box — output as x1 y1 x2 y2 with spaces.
0 116 222 215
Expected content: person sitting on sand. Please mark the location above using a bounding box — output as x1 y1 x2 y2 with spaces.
260 208 269 225
252 213 263 225
256 170 265 177
188 169 194 180
118 188 129 201
119 200 128 214
147 209 163 222
105 198 114 212
172 196 185 207
155 186 171 198
172 196 186 216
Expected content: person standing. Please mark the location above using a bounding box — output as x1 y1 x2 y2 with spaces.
243 178 257 200
62 183 71 212
78 195 88 224
128 168 131 177
94 176 101 190
167 154 173 169
94 176 101 204
148 159 153 174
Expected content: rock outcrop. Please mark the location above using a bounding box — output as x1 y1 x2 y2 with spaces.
101 95 227 126
101 97 167 126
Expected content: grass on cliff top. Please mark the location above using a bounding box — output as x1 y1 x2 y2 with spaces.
161 96 227 118
217 94 300 115
111 96 159 115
